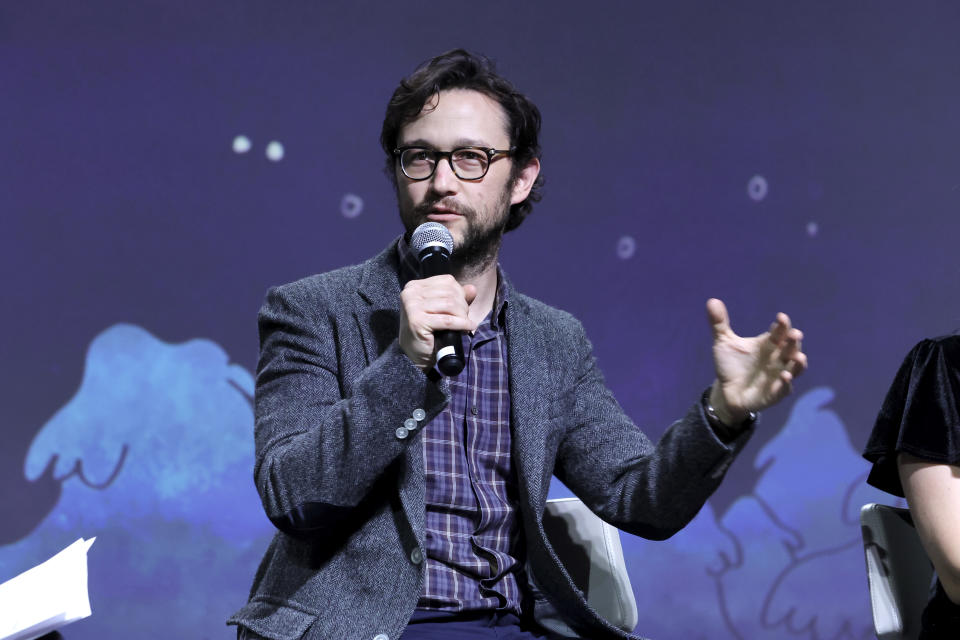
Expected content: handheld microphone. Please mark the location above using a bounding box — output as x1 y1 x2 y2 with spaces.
410 222 466 377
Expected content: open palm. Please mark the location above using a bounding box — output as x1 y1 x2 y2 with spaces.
707 298 807 422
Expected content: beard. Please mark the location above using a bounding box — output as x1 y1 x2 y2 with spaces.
400 183 512 279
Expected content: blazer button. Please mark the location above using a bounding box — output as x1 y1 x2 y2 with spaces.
395 427 409 440
412 408 426 421
373 635 389 640
410 547 423 565
404 418 417 431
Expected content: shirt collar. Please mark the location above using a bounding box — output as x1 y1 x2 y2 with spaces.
396 236 509 331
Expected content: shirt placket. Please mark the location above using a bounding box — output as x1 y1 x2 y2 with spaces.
466 327 512 607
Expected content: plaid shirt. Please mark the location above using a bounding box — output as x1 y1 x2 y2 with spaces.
398 238 524 614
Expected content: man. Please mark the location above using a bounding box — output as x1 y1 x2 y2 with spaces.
229 50 807 640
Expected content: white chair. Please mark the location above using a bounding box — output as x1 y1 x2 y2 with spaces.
540 497 638 635
860 503 934 640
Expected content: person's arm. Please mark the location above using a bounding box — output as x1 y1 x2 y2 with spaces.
254 273 476 539
898 453 960 603
554 320 748 539
555 298 807 538
253 281 446 538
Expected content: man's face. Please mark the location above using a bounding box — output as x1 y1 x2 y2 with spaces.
395 89 523 264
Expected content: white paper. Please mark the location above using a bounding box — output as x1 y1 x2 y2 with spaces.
0 537 95 640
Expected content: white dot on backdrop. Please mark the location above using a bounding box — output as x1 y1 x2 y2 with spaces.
747 175 768 201
616 235 636 260
341 193 364 219
807 221 819 237
266 141 285 162
232 135 251 154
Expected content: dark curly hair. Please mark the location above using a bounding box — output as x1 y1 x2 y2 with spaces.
380 49 543 232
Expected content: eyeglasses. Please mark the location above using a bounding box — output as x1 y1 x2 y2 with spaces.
393 146 514 181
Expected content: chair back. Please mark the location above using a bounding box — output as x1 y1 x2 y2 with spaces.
540 497 638 634
860 503 934 640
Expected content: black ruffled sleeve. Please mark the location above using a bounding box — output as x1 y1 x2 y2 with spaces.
863 335 960 497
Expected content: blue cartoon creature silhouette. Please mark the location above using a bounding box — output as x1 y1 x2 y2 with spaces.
0 324 274 639
618 387 894 640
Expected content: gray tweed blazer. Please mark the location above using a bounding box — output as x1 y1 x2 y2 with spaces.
228 240 749 640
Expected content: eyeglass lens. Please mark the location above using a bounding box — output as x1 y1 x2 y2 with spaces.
401 148 489 180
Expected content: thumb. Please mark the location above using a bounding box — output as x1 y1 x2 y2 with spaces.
463 284 478 305
706 298 731 338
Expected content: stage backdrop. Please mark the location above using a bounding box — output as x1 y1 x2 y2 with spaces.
3 2 958 639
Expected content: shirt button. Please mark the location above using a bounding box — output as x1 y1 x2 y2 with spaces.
470 406 478 415
395 427 409 440
404 418 417 430
373 635 389 640
412 408 426 421
410 548 423 565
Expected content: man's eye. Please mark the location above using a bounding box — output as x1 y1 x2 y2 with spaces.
409 150 432 162
456 150 484 162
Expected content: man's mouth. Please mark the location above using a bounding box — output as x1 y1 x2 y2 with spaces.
419 203 466 220
427 209 463 220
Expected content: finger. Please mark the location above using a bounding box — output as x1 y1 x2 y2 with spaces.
785 351 808 377
403 293 463 320
410 277 463 298
768 312 792 345
778 328 803 362
778 369 795 394
419 296 470 316
419 274 459 287
706 298 731 338
402 275 453 293
405 275 461 301
404 280 471 312
414 311 476 333
426 312 478 334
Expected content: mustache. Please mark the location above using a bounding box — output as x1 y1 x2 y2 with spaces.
412 197 471 218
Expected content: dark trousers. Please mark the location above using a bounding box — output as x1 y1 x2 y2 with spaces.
237 609 572 640
399 609 570 639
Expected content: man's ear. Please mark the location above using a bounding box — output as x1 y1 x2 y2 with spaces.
510 157 541 205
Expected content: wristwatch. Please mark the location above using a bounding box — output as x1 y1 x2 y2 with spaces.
702 388 757 441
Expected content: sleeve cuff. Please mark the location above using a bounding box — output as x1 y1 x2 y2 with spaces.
700 387 758 444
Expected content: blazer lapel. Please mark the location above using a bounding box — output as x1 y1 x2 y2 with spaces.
355 242 403 366
506 291 553 520
354 239 426 539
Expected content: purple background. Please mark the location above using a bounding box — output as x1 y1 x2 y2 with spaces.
2 2 959 638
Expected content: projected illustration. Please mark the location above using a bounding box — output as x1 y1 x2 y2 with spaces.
0 325 274 638
613 388 894 640
0 326 892 639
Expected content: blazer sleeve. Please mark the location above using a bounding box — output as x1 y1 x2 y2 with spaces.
252 280 448 538
553 319 751 540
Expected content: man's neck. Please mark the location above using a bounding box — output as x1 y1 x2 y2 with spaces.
455 257 500 327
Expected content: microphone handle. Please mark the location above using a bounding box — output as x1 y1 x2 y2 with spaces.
419 249 466 376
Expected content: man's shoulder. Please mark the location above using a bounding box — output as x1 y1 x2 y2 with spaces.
273 262 367 297
263 241 399 310
509 290 585 337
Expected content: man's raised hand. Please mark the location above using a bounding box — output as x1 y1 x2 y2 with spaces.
705 298 808 425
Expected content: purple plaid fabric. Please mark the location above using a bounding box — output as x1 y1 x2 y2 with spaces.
398 239 523 614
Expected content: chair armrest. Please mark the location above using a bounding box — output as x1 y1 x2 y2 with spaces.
542 497 638 632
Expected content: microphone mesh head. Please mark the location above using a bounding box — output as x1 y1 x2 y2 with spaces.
411 222 454 256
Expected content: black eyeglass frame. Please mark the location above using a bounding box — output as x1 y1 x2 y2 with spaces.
393 146 514 181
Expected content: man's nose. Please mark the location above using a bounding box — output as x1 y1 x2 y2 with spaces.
429 158 459 193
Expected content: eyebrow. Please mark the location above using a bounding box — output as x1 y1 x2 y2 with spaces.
397 138 498 149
